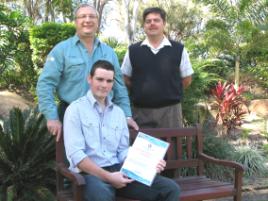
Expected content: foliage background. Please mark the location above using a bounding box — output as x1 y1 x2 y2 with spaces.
0 1 268 199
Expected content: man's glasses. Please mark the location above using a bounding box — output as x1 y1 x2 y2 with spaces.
76 14 98 20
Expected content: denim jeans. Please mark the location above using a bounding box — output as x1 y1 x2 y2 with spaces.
83 164 180 201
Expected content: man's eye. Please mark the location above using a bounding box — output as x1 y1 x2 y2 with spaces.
107 79 114 83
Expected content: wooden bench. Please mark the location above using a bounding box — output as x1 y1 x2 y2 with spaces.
56 125 245 201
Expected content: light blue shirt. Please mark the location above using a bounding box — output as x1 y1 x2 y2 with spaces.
37 35 131 120
63 90 129 173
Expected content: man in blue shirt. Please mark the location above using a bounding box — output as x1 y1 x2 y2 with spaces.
64 60 180 201
37 4 138 141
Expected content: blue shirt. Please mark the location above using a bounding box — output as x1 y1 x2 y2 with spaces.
36 35 131 120
63 90 129 173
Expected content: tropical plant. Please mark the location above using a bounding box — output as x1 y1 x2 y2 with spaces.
234 146 267 177
0 4 35 90
102 37 128 64
203 133 236 180
211 81 247 135
182 59 219 125
0 108 55 201
194 0 268 85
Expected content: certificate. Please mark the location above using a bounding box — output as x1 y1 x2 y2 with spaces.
120 132 169 186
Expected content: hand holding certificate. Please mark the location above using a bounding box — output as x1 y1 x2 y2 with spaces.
120 132 169 186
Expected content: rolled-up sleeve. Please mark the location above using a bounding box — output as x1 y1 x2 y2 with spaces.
63 104 87 171
36 45 63 120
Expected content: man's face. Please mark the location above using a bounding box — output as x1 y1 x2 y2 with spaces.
75 6 99 38
88 68 114 102
143 13 165 38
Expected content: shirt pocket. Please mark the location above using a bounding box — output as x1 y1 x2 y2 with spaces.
104 123 124 152
64 58 85 82
80 118 99 150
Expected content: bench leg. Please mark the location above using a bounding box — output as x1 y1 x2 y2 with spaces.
0 185 7 201
234 194 241 201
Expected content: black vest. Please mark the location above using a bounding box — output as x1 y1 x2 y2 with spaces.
129 40 184 108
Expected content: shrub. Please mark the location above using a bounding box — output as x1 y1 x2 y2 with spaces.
101 37 128 64
0 108 55 201
203 133 236 180
29 22 75 69
0 4 35 90
211 81 247 135
182 59 219 125
234 146 267 177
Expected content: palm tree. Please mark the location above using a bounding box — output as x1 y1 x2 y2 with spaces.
195 0 268 85
0 108 55 201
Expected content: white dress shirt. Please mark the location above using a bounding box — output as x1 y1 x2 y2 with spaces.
121 36 194 78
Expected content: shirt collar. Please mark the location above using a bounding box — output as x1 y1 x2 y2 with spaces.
141 36 171 49
72 34 101 47
86 90 113 109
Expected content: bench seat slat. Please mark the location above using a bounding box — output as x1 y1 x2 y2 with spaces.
178 180 232 190
180 186 236 201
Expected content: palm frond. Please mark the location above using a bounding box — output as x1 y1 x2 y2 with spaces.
0 107 55 201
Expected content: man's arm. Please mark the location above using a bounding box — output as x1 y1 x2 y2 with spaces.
111 51 131 117
78 157 133 189
36 45 64 140
182 75 192 89
123 75 131 89
111 51 139 130
180 48 194 89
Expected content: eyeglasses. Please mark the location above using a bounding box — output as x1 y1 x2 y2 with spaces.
144 18 162 24
76 14 98 20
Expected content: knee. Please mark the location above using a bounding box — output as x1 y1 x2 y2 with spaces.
168 180 181 198
85 187 115 201
83 175 115 201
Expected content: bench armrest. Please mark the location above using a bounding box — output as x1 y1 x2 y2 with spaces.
199 153 245 172
56 162 86 186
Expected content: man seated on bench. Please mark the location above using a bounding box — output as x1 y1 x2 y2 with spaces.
63 60 180 201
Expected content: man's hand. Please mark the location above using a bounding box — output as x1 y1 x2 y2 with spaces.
47 120 62 142
127 117 139 130
107 172 133 189
156 159 166 173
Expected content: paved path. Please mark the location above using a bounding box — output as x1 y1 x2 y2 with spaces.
208 189 268 201
0 90 33 120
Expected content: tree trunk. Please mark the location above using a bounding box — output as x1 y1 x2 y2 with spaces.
235 55 240 86
122 0 139 44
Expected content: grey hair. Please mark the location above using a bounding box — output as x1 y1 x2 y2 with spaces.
73 3 99 19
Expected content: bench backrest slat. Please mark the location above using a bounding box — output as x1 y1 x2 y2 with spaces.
130 125 203 173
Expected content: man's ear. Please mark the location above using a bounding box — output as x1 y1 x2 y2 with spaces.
87 75 92 85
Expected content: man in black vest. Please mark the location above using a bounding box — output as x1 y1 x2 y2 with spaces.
121 7 194 128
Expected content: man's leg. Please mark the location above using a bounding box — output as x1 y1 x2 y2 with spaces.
117 175 180 201
150 175 180 201
83 174 116 201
